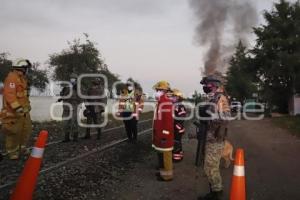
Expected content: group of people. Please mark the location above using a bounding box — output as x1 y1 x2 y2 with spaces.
58 73 107 142
152 77 231 200
0 58 230 200
0 58 108 160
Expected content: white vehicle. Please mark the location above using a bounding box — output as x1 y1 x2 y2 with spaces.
230 101 242 112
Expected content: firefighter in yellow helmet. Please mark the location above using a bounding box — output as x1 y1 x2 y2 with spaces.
171 89 187 162
152 80 174 181
0 58 32 160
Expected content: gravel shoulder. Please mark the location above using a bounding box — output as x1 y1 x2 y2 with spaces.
2 117 300 200
105 119 300 200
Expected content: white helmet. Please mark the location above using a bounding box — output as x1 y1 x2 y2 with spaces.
12 58 31 68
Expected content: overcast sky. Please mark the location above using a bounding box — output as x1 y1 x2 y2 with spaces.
0 0 282 96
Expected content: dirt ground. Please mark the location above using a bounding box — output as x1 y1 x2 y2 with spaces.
105 118 300 200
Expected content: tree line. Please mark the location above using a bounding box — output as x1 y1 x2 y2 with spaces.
226 0 300 113
0 34 142 97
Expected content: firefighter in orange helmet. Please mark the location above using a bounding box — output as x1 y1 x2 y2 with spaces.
171 89 187 162
152 81 174 181
0 58 32 160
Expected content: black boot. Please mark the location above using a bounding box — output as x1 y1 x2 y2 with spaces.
0 153 3 162
96 128 101 140
156 175 173 182
197 191 223 200
73 132 79 142
62 132 71 143
83 129 91 139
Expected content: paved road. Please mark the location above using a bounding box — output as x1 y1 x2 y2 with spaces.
106 118 300 200
226 118 300 200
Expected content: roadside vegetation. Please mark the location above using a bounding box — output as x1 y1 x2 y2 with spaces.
272 115 300 137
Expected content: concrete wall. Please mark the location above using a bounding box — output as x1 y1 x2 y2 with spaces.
0 95 155 122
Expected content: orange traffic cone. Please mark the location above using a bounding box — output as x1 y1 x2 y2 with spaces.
230 148 246 200
10 130 48 200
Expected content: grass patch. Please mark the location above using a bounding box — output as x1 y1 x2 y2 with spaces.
272 115 300 137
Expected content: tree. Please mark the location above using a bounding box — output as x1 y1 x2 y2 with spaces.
0 53 12 82
192 90 203 104
250 0 300 112
226 41 257 102
0 52 48 92
27 62 49 92
49 34 119 94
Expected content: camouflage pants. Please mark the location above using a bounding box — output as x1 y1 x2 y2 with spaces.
63 112 79 140
204 141 224 192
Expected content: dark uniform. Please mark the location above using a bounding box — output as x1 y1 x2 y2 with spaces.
172 103 187 161
84 83 107 140
59 83 81 142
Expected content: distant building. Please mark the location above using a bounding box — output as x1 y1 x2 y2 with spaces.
289 94 300 115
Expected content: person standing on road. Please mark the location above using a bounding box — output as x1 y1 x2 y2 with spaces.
118 82 144 143
0 58 32 160
152 81 174 181
198 75 231 200
83 79 107 140
171 89 187 162
58 73 82 142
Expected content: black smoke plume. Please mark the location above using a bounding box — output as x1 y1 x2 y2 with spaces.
189 0 257 75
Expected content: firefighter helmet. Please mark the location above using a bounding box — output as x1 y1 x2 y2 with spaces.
153 80 170 91
172 88 184 98
12 58 31 69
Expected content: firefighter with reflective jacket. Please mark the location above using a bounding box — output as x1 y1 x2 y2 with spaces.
152 81 174 181
0 58 32 160
198 75 231 200
171 89 187 162
118 82 144 143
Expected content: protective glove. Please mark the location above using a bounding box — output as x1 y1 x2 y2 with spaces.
15 107 24 113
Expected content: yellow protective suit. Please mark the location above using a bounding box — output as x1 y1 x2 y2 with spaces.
0 70 32 159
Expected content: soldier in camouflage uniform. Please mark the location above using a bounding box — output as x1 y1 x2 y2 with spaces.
83 79 107 140
198 76 231 200
58 73 82 142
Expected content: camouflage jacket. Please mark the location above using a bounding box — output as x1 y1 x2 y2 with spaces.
206 92 231 142
60 84 82 117
85 85 107 114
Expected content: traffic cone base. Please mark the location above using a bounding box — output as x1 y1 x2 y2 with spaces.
230 148 246 200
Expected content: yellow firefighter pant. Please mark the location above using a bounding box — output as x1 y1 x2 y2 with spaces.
158 151 173 180
3 113 32 158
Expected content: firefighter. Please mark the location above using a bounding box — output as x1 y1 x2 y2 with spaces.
171 89 187 162
83 79 107 140
118 82 144 143
198 75 231 200
152 81 174 181
59 73 82 142
0 58 32 160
